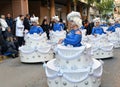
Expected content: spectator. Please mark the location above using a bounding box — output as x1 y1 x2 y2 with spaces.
41 19 50 40
84 19 92 35
49 18 54 30
0 15 8 38
23 14 31 31
4 27 18 58
6 14 13 33
15 15 25 46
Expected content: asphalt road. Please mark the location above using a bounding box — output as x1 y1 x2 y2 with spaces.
0 48 120 87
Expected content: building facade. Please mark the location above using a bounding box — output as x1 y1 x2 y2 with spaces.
0 0 89 23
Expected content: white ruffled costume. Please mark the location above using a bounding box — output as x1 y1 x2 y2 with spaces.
19 16 54 63
86 18 114 59
44 11 103 87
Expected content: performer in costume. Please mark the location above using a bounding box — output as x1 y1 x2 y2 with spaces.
58 11 82 47
107 19 116 32
52 16 64 31
92 18 106 36
29 21 43 34
100 20 108 27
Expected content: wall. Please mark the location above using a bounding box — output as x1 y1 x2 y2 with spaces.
0 0 12 16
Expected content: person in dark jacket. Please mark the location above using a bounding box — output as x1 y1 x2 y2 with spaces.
41 19 50 40
84 19 93 35
6 14 13 34
23 14 31 31
4 27 18 58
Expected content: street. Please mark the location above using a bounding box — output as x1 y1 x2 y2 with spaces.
0 48 120 87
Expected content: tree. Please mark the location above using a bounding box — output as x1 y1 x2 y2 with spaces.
95 0 114 17
84 0 96 19
71 0 79 11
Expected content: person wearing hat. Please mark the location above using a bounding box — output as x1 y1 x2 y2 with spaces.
52 16 64 31
100 20 108 27
107 19 116 32
92 18 106 36
58 11 82 47
114 18 120 28
29 21 43 34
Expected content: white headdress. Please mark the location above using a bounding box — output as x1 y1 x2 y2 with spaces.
67 11 82 28
93 17 101 26
101 20 106 23
30 15 39 24
52 16 59 21
93 18 101 23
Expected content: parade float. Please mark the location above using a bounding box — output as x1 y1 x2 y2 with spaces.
88 34 113 59
44 44 103 87
19 16 54 63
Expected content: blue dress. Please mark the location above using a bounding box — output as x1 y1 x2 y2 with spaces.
63 29 82 47
92 26 106 35
107 25 116 32
81 25 85 29
114 23 120 28
53 23 64 31
29 26 43 34
100 24 108 27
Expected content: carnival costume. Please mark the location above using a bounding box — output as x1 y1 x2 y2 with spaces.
29 26 43 34
50 16 66 43
19 16 53 63
87 18 113 59
44 11 103 87
107 19 120 48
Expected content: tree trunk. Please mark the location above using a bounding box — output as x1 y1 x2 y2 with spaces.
73 0 77 11
50 0 55 18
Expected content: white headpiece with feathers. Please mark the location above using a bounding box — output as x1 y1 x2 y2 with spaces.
67 11 82 28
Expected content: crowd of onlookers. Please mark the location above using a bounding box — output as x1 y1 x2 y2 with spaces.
0 13 67 60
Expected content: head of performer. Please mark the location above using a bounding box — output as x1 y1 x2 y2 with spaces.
52 16 59 23
93 18 101 27
101 20 106 24
67 11 82 30
30 16 39 25
32 21 38 26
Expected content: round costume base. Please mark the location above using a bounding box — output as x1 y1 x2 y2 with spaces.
20 51 53 63
92 50 113 59
45 59 102 87
19 45 54 63
55 44 92 69
113 41 120 48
